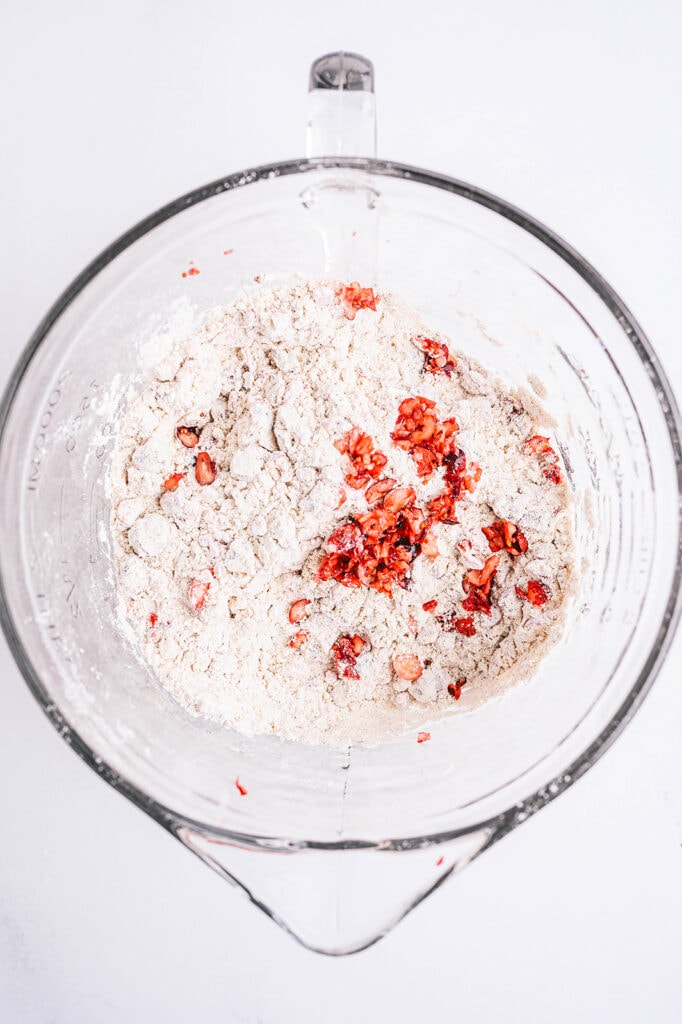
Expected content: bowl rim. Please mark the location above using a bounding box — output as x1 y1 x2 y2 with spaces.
1 155 681 852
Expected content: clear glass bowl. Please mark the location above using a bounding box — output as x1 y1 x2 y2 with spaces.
1 58 680 955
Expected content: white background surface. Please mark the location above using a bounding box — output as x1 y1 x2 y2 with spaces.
1 2 681 1021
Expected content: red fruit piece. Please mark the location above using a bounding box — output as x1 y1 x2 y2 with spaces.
417 731 431 743
189 568 214 611
436 612 476 635
195 451 217 485
326 521 364 556
524 435 552 456
289 630 309 649
524 434 562 485
335 427 388 489
235 777 247 796
331 634 367 679
422 600 438 613
412 335 457 376
365 477 397 505
463 555 500 592
176 426 200 448
461 462 482 493
420 528 440 559
461 555 500 616
393 653 423 681
516 580 550 606
382 486 416 513
289 598 311 624
411 445 440 479
448 678 466 701
318 492 433 599
149 612 158 627
162 472 183 492
482 518 528 556
339 281 379 320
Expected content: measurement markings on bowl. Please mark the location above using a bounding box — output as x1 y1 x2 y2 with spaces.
27 369 72 492
34 591 74 662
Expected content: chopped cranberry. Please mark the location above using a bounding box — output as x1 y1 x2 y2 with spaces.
448 678 466 700
393 653 423 681
339 281 379 320
162 472 183 492
176 426 200 448
412 335 457 376
332 634 367 679
524 434 562 485
482 518 528 556
288 599 311 624
516 580 550 606
195 451 217 485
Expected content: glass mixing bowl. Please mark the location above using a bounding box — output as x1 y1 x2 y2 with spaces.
0 54 680 955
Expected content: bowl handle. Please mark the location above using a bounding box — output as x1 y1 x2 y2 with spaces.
306 52 377 158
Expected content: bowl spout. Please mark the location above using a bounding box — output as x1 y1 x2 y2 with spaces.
175 824 494 955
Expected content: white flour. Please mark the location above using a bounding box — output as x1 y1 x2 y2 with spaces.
109 279 575 746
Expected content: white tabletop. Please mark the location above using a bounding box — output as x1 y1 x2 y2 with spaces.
1 2 681 1021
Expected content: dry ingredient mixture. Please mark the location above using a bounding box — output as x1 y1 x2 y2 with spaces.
109 279 575 746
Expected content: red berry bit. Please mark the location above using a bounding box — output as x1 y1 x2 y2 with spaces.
417 731 431 743
148 611 160 642
516 580 550 606
318 486 434 598
235 777 248 796
482 518 528 556
195 451 217 485
392 653 423 681
448 678 467 701
422 599 438 613
176 426 200 448
461 462 482 494
189 568 214 612
436 612 476 636
288 598 311 624
331 634 367 679
289 630 309 649
412 335 457 376
391 396 459 482
335 427 388 490
426 446 482 526
365 477 397 505
461 555 500 616
523 434 563 485
162 472 183 492
339 281 379 320
181 263 200 278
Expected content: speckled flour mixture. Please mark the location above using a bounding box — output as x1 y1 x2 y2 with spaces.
109 279 575 746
